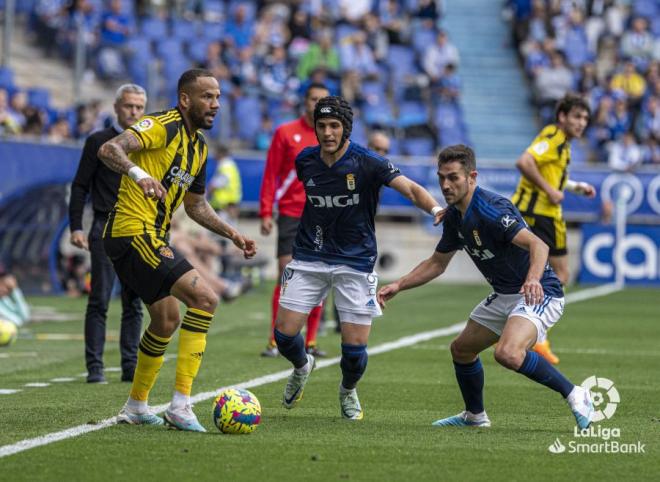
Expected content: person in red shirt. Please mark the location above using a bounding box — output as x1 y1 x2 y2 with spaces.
259 83 330 357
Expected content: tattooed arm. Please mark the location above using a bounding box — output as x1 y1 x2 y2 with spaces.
97 130 167 201
183 192 257 258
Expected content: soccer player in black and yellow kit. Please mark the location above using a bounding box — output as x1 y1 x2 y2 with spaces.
98 69 257 432
512 94 596 364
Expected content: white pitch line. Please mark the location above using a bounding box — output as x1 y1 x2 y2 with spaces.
0 389 21 395
23 383 50 388
0 283 624 459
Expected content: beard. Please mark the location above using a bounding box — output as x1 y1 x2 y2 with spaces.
190 104 214 130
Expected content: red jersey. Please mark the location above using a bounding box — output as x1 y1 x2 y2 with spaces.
259 116 318 219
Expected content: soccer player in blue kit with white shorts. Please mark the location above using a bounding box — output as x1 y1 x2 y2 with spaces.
378 145 594 429
274 96 444 419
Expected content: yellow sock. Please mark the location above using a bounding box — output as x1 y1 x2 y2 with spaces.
130 329 171 402
175 308 213 396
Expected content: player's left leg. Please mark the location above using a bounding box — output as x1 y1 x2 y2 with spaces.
496 309 593 428
119 283 143 382
337 316 371 420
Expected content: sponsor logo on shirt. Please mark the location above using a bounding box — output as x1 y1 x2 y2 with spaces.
306 178 316 187
166 166 195 189
501 214 518 229
473 229 482 246
307 194 360 208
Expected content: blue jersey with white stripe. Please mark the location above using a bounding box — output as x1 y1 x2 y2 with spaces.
436 187 563 296
292 142 402 272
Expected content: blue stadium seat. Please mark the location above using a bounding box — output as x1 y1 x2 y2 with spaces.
361 81 386 105
402 137 435 157
172 19 199 41
140 17 168 39
27 88 50 110
203 0 225 21
0 67 15 90
233 95 262 141
387 45 417 82
202 21 225 41
351 118 368 146
156 38 183 60
633 0 658 18
363 103 395 128
397 101 429 128
188 38 212 64
412 26 436 54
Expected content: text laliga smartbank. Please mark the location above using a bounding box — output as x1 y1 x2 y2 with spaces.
566 426 645 454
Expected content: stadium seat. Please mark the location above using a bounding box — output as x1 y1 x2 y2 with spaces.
172 19 199 41
361 81 386 105
27 88 50 111
0 67 15 90
233 95 262 141
202 21 226 41
156 38 184 60
203 0 225 22
140 17 168 40
351 118 368 146
387 45 417 83
188 38 212 64
411 26 436 54
397 101 429 128
402 137 436 157
363 103 395 128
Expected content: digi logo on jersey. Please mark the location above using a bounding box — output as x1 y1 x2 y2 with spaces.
307 194 360 208
166 166 195 188
579 224 660 285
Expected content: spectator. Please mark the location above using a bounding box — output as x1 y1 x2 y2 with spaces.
0 89 21 136
439 63 462 102
363 13 389 64
100 0 130 47
255 114 274 150
534 50 573 117
224 3 254 49
296 30 340 80
8 91 29 129
621 17 654 70
47 117 72 143
608 131 643 172
423 30 460 86
0 263 30 328
610 60 647 112
608 95 632 139
209 143 242 228
379 0 409 45
260 45 291 97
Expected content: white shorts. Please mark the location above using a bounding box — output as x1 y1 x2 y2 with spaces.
469 292 565 343
279 259 382 325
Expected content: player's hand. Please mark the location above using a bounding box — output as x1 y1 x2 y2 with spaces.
548 188 564 205
520 278 544 306
70 230 89 250
433 208 447 226
260 216 273 236
231 233 257 259
578 182 597 199
377 282 400 309
137 178 167 201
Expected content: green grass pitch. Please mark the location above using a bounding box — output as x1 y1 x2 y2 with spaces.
0 283 658 481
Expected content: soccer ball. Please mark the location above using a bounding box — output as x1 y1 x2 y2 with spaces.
0 319 17 347
213 388 261 434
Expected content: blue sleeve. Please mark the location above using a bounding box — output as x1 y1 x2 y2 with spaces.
369 154 401 186
488 201 526 244
435 211 462 253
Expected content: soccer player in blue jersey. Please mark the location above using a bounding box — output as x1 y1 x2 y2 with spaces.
274 96 444 419
377 145 594 429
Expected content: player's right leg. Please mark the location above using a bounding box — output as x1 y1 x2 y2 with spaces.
432 319 499 428
261 253 291 357
118 296 180 426
276 261 329 408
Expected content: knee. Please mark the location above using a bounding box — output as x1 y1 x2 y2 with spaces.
192 289 219 313
450 339 476 363
493 344 525 370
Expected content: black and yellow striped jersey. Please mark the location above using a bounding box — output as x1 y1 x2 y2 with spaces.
104 107 208 239
512 124 570 219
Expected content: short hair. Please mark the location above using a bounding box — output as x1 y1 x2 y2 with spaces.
177 68 215 94
304 82 329 98
437 144 476 173
115 83 146 102
555 93 591 121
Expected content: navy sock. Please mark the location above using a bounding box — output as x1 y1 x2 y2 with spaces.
340 344 368 389
274 329 307 369
517 351 574 398
454 358 485 414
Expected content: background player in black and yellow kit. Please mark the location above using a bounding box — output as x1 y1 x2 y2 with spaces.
511 94 596 364
98 69 257 432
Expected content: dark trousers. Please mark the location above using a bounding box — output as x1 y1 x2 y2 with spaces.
85 215 143 373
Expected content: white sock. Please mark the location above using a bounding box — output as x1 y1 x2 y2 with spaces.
566 385 582 405
465 410 487 421
126 397 148 414
294 358 311 375
171 390 190 409
339 384 355 394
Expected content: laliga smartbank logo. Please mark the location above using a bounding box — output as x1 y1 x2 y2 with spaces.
547 376 646 455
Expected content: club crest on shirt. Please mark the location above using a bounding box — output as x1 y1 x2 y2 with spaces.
133 118 154 132
473 229 482 246
346 173 356 191
159 246 174 259
501 214 518 229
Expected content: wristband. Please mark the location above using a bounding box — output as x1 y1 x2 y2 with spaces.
128 166 150 182
564 180 578 192
431 206 443 216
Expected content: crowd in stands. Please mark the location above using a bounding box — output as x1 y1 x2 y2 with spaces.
507 0 660 168
0 0 469 156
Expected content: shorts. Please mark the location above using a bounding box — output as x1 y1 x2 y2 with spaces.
278 259 381 325
522 213 567 256
469 292 565 343
276 215 300 258
103 234 193 305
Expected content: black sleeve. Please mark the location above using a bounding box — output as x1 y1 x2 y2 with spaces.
68 135 99 232
189 160 207 194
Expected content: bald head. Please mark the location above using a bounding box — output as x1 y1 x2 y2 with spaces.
368 131 390 156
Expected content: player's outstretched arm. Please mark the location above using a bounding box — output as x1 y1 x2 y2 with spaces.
183 192 257 259
512 228 549 306
98 130 167 201
516 152 563 205
377 251 455 308
388 176 446 225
